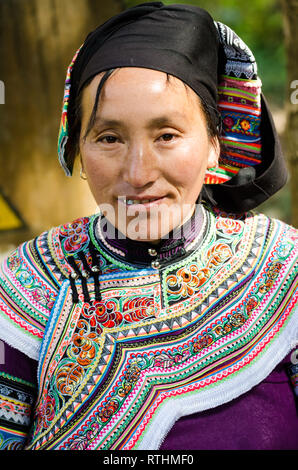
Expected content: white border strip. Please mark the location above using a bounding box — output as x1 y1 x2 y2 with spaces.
0 314 41 360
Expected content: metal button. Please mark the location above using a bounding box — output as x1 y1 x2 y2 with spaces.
151 260 160 269
148 248 158 257
91 266 100 272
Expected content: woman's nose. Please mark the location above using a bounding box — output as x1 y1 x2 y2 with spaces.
122 141 159 188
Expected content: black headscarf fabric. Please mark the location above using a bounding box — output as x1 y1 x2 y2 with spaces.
75 3 220 123
59 2 288 213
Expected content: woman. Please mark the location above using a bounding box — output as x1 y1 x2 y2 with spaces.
0 2 297 450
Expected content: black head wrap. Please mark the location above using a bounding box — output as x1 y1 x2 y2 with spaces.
58 2 288 213
74 2 220 124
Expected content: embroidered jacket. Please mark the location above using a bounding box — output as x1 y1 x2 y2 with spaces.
0 204 297 450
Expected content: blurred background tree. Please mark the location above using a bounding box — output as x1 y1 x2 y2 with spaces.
0 0 122 255
0 0 296 258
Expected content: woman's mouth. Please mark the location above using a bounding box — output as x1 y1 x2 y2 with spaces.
118 196 166 210
126 198 159 205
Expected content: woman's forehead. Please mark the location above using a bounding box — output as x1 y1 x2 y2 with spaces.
81 67 198 113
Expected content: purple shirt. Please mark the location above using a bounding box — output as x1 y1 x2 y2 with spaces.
161 354 298 450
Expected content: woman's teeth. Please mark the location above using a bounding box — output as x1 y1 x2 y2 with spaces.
125 199 157 205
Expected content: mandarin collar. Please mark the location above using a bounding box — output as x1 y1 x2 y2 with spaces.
91 204 208 270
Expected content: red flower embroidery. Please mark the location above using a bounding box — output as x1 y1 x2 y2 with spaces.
60 218 89 253
36 393 56 432
95 302 123 328
216 218 242 235
240 119 250 131
246 297 258 314
99 399 119 423
207 243 233 268
223 116 234 128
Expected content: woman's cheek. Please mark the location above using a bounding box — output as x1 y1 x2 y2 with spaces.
83 148 117 179
173 150 207 186
82 156 116 204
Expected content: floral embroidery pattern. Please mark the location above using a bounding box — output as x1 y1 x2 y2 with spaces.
206 243 233 268
222 112 259 135
216 218 243 235
81 301 122 333
32 293 156 435
62 250 289 447
60 218 90 254
80 296 155 334
167 264 210 298
24 213 297 451
57 264 276 449
35 394 56 434
166 243 233 301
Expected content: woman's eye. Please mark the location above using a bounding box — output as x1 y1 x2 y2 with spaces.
159 133 175 142
98 135 118 144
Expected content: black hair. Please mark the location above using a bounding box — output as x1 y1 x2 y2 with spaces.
66 69 116 169
82 68 116 140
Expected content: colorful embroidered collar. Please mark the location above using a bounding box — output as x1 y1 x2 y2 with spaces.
18 204 297 450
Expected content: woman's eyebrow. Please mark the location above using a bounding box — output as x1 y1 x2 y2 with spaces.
100 111 185 128
89 112 187 131
83 116 122 139
146 114 186 128
90 116 123 129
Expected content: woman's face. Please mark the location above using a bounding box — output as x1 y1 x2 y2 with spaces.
80 68 219 242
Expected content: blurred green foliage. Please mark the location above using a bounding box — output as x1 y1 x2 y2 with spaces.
124 0 286 105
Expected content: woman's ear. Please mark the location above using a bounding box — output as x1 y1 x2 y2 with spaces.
79 154 88 180
79 153 85 170
207 137 220 169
